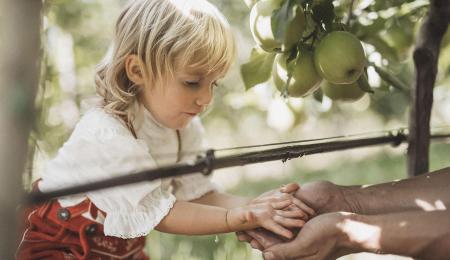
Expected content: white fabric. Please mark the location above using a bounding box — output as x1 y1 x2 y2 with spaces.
39 103 216 238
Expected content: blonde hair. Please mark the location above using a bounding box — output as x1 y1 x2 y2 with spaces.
95 0 236 135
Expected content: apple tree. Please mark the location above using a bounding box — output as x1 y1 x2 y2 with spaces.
240 0 449 176
240 0 448 111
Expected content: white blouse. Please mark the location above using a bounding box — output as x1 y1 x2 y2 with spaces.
38 103 216 238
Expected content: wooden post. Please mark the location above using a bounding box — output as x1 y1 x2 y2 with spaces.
407 0 449 177
0 0 42 258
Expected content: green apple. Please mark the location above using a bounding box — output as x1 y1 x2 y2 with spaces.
250 0 305 52
314 31 366 84
321 80 366 102
273 50 322 97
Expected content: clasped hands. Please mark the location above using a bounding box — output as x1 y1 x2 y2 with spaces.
236 181 353 260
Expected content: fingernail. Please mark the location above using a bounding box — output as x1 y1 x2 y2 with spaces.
263 252 275 260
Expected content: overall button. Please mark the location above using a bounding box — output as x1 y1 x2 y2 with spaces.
57 208 71 221
85 224 97 235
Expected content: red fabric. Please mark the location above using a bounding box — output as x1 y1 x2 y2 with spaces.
17 195 149 260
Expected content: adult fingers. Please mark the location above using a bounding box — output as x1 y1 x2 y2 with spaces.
246 229 284 249
236 231 253 243
250 239 264 251
280 183 300 193
263 243 318 260
263 241 304 260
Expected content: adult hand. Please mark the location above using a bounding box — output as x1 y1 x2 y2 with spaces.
236 229 285 251
237 181 356 252
263 212 356 260
294 181 356 215
254 181 356 216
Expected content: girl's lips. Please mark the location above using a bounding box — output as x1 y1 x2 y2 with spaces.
185 112 199 116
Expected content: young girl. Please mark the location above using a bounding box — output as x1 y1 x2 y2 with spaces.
17 0 314 259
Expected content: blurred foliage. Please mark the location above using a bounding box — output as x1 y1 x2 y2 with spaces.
30 0 450 259
145 143 450 260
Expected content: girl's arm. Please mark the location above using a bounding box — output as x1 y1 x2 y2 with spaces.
190 191 251 208
155 200 304 238
191 184 314 216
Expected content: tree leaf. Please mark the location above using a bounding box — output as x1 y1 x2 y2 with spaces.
372 64 409 94
271 0 296 44
240 47 276 90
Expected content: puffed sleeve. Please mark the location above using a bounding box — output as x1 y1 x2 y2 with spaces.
171 117 218 201
39 109 176 238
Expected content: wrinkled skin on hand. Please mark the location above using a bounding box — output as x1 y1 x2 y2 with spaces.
236 228 284 251
262 212 353 260
294 181 353 215
236 181 353 251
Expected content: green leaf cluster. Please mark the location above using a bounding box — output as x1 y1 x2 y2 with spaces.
241 0 372 101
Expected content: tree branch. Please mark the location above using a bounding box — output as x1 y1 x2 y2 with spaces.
407 0 449 176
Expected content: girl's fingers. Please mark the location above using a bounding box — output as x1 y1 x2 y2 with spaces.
292 197 316 216
253 194 291 204
275 209 306 219
286 204 302 212
280 183 300 193
273 215 305 228
271 200 292 210
263 221 293 239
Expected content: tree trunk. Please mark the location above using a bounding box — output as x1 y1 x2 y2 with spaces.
407 0 450 177
0 0 42 258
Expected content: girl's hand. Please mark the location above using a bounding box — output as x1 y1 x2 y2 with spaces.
250 183 316 220
228 200 306 239
250 183 300 204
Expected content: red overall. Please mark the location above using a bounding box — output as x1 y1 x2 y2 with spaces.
17 183 149 260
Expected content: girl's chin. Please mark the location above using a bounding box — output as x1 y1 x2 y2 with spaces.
166 118 193 130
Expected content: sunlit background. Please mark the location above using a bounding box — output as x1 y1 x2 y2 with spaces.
26 0 450 259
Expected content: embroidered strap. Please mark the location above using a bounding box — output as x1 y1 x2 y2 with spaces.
127 120 138 139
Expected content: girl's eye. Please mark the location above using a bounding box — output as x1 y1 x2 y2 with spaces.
185 81 200 88
184 80 220 88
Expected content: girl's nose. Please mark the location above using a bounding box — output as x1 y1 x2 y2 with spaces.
196 85 213 107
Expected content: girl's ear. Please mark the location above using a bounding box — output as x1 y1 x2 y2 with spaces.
125 54 146 85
